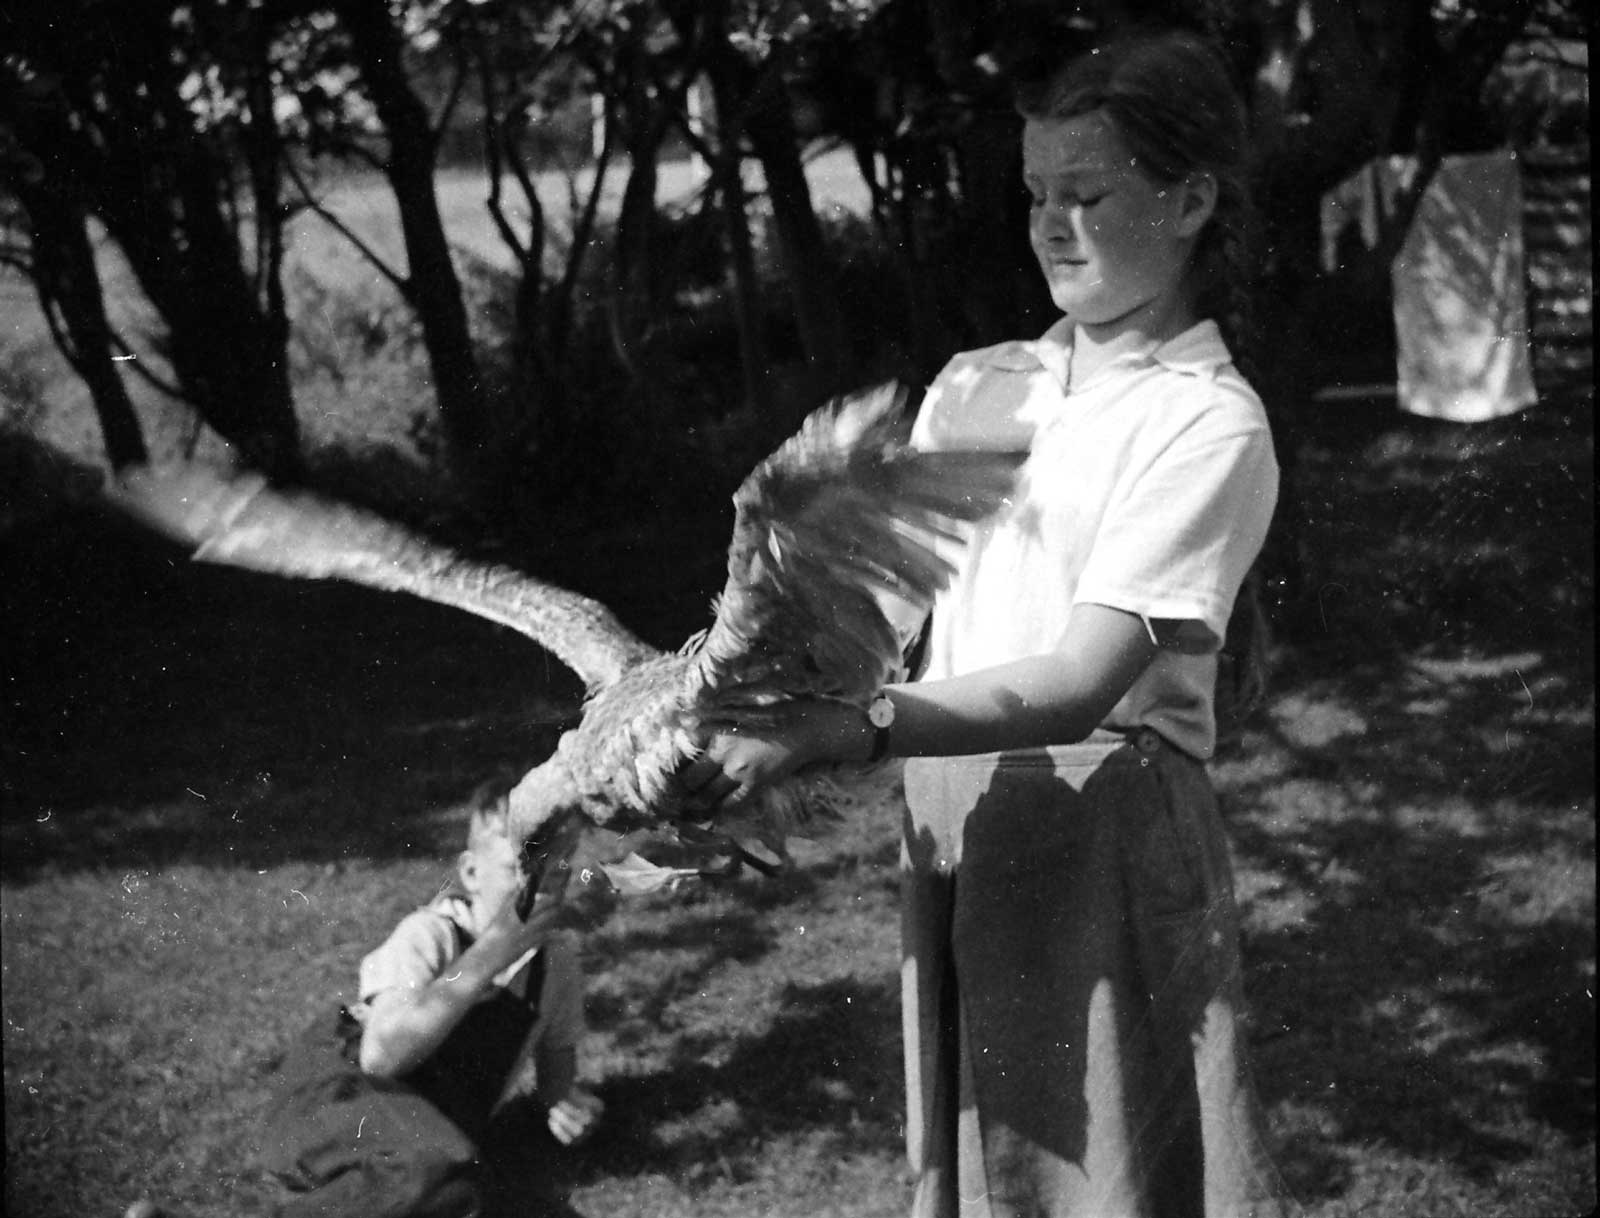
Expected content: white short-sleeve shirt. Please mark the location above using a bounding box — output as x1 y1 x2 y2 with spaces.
912 317 1278 759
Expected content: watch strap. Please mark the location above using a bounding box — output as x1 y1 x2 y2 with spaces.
866 697 892 763
867 722 891 763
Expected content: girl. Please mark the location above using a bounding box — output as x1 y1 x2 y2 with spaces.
680 27 1289 1218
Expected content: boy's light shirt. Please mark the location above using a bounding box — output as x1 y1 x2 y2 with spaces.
353 894 583 1052
912 318 1278 760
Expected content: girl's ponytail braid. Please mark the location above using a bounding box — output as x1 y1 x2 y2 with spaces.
1200 177 1271 748
1194 169 1261 384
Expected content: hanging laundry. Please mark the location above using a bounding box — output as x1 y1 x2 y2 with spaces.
1321 151 1538 422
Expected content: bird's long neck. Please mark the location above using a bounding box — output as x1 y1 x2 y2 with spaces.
507 752 578 845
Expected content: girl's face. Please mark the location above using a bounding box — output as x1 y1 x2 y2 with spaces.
1023 110 1212 335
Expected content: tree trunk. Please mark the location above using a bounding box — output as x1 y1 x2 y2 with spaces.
6 44 300 476
20 186 148 469
244 17 292 412
338 0 496 491
388 141 494 468
703 54 770 415
146 15 302 476
91 104 303 479
718 157 770 415
614 128 665 341
609 41 676 366
3 67 147 467
745 68 848 400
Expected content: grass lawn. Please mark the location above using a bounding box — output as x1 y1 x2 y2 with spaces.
3 398 1593 1218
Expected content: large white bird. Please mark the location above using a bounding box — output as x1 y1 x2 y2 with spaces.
109 385 1019 904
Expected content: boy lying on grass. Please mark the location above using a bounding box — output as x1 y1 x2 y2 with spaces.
255 779 605 1218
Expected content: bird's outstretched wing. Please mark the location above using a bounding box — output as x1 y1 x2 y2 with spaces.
105 385 1022 900
513 385 1023 864
688 382 1022 720
108 465 656 692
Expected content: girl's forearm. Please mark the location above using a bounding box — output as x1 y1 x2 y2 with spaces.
886 655 1125 755
819 605 1159 761
790 658 1110 765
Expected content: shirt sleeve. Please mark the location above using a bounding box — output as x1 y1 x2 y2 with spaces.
357 908 459 1004
911 345 1042 453
1073 424 1279 646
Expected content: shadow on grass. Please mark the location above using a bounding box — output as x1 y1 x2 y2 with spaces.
571 977 903 1183
1273 408 1593 660
2 508 584 880
584 901 791 1038
1235 767 1593 1177
1221 414 1595 1204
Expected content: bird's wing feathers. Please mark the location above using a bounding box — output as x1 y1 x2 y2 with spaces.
105 384 1017 893
690 383 1022 717
108 465 655 692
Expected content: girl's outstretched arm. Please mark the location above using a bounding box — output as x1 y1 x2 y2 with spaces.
680 603 1159 811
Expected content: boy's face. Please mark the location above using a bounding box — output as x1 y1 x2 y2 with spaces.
460 829 524 915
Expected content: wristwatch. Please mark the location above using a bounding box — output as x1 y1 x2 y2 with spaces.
866 693 895 763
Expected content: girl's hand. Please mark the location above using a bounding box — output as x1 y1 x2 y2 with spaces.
678 729 802 811
677 701 868 813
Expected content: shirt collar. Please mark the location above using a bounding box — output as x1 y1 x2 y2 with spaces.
987 317 1232 391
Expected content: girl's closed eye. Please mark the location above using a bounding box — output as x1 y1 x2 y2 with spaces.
1027 187 1109 210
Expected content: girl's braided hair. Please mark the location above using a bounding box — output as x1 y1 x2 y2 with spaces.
1015 29 1270 744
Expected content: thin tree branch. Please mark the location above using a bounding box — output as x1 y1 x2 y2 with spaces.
108 328 187 400
29 275 182 406
499 101 546 271
552 105 615 346
338 139 390 176
298 125 390 176
477 41 537 272
473 4 598 279
433 42 471 137
282 154 413 300
36 291 84 372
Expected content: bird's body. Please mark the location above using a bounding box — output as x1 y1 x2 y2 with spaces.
111 385 1020 894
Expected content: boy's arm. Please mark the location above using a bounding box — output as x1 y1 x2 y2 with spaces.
359 894 565 1079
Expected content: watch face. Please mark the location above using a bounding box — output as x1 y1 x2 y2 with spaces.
868 696 895 728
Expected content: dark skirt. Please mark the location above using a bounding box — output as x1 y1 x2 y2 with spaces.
900 730 1290 1218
